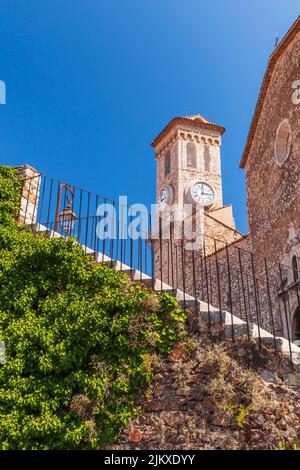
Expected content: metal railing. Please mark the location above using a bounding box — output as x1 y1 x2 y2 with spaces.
19 172 300 365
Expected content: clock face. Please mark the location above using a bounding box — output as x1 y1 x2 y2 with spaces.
190 182 214 206
157 185 173 211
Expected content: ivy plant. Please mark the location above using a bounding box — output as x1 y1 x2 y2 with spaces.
0 165 187 449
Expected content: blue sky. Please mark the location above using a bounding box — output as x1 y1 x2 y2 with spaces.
0 0 299 233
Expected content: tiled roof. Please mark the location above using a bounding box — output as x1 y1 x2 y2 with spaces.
183 114 213 124
151 115 225 148
206 235 249 259
204 211 245 238
240 16 300 169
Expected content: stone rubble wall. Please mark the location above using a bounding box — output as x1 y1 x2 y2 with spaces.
15 165 40 225
106 336 300 450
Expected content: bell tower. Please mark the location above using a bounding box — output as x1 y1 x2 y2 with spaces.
151 115 226 220
151 114 242 292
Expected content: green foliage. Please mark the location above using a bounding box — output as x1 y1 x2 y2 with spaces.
0 166 186 449
183 338 198 355
278 440 300 451
0 166 22 228
217 402 253 428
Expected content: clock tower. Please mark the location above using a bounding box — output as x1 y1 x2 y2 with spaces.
151 115 236 228
151 114 243 293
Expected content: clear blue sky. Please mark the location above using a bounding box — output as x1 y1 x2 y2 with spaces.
0 1 299 233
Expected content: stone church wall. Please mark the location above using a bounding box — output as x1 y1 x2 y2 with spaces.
154 214 293 339
203 237 287 336
245 30 300 263
244 28 300 339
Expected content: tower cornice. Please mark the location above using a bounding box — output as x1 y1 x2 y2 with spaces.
151 116 226 149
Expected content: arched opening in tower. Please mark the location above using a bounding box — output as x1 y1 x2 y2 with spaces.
292 306 300 345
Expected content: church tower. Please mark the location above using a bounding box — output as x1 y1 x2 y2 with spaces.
151 114 242 292
151 115 236 230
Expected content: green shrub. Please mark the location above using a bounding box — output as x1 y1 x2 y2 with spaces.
217 402 253 428
0 166 186 449
278 440 300 451
0 165 22 228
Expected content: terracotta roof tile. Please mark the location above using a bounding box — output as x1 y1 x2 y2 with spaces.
151 115 225 148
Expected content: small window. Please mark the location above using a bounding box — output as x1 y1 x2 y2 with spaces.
186 142 197 168
292 255 299 282
275 120 292 166
164 151 171 176
292 307 300 341
204 145 211 172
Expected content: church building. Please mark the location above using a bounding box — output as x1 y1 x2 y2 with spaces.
151 16 300 343
240 16 300 342
152 114 241 245
151 115 244 307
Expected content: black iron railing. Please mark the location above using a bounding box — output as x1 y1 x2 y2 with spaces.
19 172 300 365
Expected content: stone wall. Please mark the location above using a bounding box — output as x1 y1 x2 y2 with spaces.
243 28 300 339
203 236 287 336
15 165 40 225
154 210 244 309
106 334 300 450
154 215 297 339
245 29 300 263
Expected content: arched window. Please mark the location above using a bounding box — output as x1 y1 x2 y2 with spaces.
292 307 300 342
186 142 197 168
204 145 211 172
292 255 299 282
275 120 292 166
164 151 171 176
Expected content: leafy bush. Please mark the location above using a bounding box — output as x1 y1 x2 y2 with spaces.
278 440 300 451
0 165 22 228
217 403 253 428
0 166 186 449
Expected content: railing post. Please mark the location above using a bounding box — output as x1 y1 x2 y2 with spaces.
192 238 198 311
149 213 155 290
101 197 107 263
37 175 46 227
238 248 250 339
139 213 142 281
180 219 186 312
159 216 163 292
213 239 223 326
110 200 115 267
77 189 83 243
32 174 41 229
250 252 261 348
225 243 234 341
130 212 133 278
203 236 211 336
46 178 54 230
264 258 277 353
170 221 174 288
279 264 293 363
84 192 90 255
95 195 101 260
